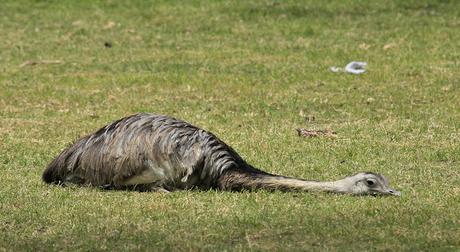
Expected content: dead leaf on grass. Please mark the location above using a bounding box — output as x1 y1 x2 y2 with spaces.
359 43 371 50
72 20 83 27
296 128 337 138
103 21 116 30
442 85 451 92
366 97 375 104
383 43 397 50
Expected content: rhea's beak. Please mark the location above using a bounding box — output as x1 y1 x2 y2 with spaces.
386 188 401 196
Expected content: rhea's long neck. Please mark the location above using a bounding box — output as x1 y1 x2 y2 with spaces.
217 169 351 193
255 175 350 193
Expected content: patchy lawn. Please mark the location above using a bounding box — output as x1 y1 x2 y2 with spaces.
1 0 459 251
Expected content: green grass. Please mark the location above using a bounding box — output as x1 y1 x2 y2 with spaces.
1 0 459 251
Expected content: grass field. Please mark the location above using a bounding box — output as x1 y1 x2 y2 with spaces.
1 0 459 251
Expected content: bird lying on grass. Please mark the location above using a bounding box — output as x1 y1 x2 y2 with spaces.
43 113 401 196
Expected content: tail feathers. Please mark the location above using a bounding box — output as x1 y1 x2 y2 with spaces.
42 145 82 185
42 160 64 184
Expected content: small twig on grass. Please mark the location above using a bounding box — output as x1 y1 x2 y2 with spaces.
296 128 337 138
19 60 63 68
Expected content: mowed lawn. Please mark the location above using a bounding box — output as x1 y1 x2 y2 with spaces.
1 0 459 251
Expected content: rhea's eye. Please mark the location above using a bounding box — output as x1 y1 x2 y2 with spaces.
366 180 375 186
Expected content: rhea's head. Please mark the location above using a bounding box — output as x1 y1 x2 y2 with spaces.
339 172 401 196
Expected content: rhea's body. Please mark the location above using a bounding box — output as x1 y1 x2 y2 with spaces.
44 113 255 190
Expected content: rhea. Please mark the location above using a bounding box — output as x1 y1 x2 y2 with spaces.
43 113 400 196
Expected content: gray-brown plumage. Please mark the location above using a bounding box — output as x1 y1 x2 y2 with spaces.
43 113 400 196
